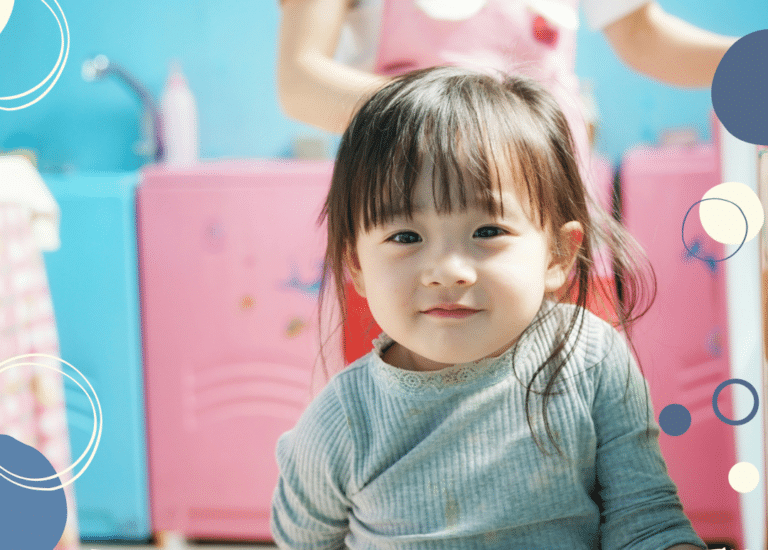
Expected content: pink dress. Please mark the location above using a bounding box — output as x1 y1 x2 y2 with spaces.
374 0 588 170
0 202 80 550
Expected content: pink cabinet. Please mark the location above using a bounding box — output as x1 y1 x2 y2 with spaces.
137 160 335 540
621 144 743 548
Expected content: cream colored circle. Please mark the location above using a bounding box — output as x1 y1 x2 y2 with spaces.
415 0 487 20
728 461 759 493
0 0 14 35
699 182 764 245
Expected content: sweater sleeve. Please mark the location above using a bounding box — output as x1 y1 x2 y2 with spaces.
270 381 354 549
590 322 706 550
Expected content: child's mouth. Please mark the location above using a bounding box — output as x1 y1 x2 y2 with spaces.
424 308 479 319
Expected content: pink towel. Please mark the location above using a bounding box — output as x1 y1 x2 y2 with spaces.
0 202 80 550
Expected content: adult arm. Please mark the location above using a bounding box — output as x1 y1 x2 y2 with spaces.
603 1 738 88
276 0 391 133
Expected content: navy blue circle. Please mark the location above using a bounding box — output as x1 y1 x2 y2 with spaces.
659 404 691 436
0 435 68 548
712 378 760 426
712 30 768 146
682 198 748 263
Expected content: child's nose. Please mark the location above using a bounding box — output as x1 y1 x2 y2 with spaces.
420 253 477 287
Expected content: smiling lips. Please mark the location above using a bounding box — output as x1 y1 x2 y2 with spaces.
423 304 480 318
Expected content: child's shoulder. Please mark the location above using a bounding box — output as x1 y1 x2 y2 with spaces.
546 301 632 375
304 351 378 415
282 353 380 463
549 300 624 344
329 349 379 387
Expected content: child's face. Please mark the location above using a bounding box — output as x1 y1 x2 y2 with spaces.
347 162 582 371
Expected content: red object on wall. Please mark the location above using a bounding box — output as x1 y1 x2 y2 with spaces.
343 280 382 365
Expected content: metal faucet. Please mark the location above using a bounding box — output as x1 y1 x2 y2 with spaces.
82 55 164 163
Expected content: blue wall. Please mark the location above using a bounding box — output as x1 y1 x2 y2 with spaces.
576 0 766 160
0 0 765 173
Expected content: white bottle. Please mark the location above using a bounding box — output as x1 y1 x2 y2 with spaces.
160 60 199 166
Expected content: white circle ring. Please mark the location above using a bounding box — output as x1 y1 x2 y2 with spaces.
0 0 70 111
0 353 102 491
0 0 14 36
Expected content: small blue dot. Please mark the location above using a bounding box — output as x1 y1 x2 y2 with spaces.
659 404 691 436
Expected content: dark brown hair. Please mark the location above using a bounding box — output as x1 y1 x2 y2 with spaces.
315 66 656 456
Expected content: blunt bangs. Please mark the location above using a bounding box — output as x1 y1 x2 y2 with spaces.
340 68 562 237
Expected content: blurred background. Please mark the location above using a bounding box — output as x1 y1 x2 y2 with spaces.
1 1 767 550
0 0 760 171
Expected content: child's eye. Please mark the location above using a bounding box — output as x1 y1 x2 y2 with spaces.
474 226 507 238
387 231 421 244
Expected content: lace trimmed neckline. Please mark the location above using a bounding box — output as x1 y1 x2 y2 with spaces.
368 301 560 397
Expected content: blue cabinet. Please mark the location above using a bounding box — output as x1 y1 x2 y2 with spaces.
42 172 150 541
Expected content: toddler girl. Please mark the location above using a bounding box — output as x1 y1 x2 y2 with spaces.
271 66 705 549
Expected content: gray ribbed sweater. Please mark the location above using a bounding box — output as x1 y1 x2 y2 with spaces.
271 301 706 549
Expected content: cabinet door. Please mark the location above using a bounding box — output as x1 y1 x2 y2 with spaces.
139 167 333 540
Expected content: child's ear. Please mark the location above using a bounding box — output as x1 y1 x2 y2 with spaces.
544 221 583 293
344 244 366 297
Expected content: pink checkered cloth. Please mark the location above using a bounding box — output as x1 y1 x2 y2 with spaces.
0 202 80 550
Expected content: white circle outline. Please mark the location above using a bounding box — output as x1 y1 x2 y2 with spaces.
0 0 14 37
0 354 102 491
1 360 95 481
0 0 69 110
